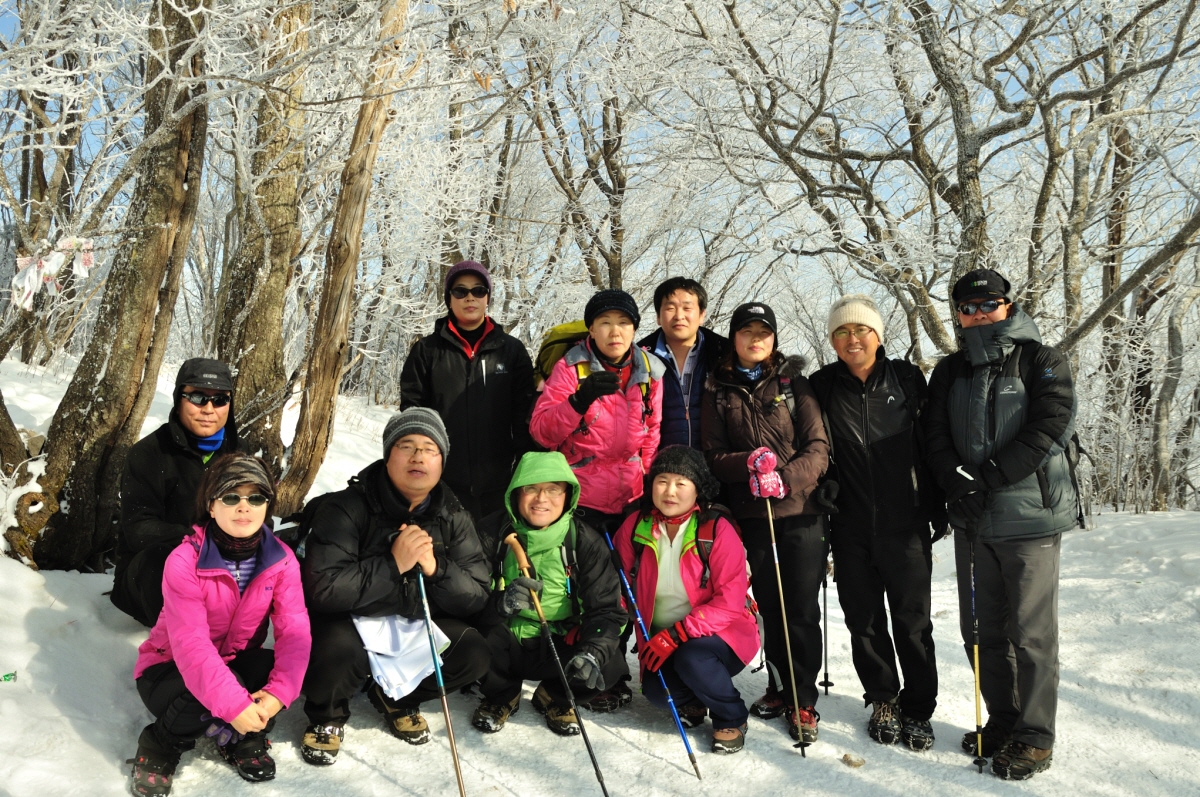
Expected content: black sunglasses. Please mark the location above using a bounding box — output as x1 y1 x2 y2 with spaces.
217 493 269 507
450 285 489 299
957 298 1008 316
182 392 231 408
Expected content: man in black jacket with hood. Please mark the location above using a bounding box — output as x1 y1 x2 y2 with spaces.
111 358 241 627
400 260 536 522
299 407 490 766
924 269 1079 781
809 294 945 753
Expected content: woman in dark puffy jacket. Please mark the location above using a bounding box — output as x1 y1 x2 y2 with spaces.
700 302 829 745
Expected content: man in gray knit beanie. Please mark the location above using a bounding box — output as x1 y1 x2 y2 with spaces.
383 407 450 460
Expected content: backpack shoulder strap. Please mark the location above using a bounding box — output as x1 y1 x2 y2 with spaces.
562 520 582 614
694 513 719 589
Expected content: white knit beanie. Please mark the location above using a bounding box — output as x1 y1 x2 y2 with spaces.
827 294 885 344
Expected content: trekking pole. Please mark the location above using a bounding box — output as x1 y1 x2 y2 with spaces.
818 563 833 695
503 534 611 797
765 498 808 756
969 544 986 775
417 572 468 797
603 531 702 780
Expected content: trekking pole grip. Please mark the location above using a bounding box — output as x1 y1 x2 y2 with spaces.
503 533 548 623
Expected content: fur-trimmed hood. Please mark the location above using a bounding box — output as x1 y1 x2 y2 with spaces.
706 351 808 392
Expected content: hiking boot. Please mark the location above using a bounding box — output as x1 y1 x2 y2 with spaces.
579 679 632 713
472 694 521 733
961 719 1012 757
300 724 344 766
899 713 935 751
750 687 786 719
867 701 901 745
992 741 1053 780
217 731 275 782
368 683 431 745
785 705 819 744
130 726 183 797
678 703 708 729
533 684 580 736
712 724 747 754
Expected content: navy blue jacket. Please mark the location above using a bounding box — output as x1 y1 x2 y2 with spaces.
639 327 728 450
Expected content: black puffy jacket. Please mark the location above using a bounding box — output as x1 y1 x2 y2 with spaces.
302 461 490 620
808 354 946 535
639 327 729 450
924 306 1080 541
399 317 536 499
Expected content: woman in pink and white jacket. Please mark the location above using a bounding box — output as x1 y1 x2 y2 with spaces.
129 453 310 797
614 446 759 754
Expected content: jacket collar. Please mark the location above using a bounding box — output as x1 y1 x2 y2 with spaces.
436 315 505 355
193 522 287 578
354 459 455 523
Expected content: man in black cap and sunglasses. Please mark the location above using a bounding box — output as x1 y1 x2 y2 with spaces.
111 358 243 626
923 269 1081 780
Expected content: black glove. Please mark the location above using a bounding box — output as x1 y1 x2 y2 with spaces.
569 371 621 413
930 522 950 544
814 480 839 513
566 651 605 691
952 492 987 528
498 577 542 617
945 461 1004 502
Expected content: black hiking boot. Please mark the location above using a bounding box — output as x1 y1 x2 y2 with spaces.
579 680 632 713
217 730 275 782
867 701 901 745
992 741 1053 780
785 705 819 744
678 702 708 729
899 713 935 751
750 687 786 719
129 725 183 797
961 718 1012 757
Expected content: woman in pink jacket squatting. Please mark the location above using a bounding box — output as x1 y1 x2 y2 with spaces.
531 288 664 710
129 453 311 797
615 446 759 754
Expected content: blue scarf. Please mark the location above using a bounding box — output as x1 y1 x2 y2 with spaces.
191 426 226 453
735 362 764 383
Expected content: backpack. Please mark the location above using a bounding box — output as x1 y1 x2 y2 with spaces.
628 505 741 590
535 320 589 384
275 476 363 556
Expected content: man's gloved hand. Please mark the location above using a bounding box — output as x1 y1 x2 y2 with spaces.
749 471 789 500
747 447 778 474
569 371 621 413
815 480 839 513
952 492 988 528
566 651 605 691
946 461 1004 502
498 576 542 617
930 522 950 544
638 622 689 673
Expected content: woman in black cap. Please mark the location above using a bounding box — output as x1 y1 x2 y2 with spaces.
700 302 831 745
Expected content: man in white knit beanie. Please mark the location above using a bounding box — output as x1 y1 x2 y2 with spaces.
808 293 947 753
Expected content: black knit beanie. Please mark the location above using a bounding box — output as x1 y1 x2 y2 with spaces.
584 289 641 330
648 446 720 503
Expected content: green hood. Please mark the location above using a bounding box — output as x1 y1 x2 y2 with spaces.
503 452 581 554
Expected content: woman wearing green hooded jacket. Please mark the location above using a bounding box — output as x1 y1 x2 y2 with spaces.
471 452 628 736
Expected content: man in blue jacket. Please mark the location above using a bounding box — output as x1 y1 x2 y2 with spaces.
638 277 728 450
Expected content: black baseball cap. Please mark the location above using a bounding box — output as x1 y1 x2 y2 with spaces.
175 358 234 392
728 302 778 336
952 269 1011 303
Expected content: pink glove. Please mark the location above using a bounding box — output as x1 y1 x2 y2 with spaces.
750 471 789 499
747 446 777 474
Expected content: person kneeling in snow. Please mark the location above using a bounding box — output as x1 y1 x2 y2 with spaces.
299 408 491 765
614 446 760 754
130 453 311 797
471 451 628 736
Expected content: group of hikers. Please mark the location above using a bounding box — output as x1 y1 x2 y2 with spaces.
112 261 1082 797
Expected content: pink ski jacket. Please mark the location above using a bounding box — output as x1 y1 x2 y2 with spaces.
531 341 664 515
134 525 311 724
613 510 760 668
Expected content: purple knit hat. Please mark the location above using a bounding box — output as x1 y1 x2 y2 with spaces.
444 260 493 307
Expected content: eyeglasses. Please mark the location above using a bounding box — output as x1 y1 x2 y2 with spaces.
450 285 489 300
216 493 269 507
394 443 442 459
832 326 875 340
182 392 231 408
519 484 567 499
957 298 1008 316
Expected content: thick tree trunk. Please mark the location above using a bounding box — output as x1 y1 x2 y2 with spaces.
1151 286 1200 509
216 4 310 475
14 0 210 570
274 0 410 516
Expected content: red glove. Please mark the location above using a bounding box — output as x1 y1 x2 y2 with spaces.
747 446 777 474
638 622 689 672
750 471 789 499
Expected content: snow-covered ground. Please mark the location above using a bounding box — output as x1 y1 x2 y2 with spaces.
1 360 1198 797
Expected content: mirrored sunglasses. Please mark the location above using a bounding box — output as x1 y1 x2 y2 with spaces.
450 285 489 299
182 392 231 407
957 298 1008 316
217 493 269 507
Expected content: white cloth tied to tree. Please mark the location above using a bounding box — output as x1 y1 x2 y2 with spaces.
352 613 450 701
10 237 95 310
